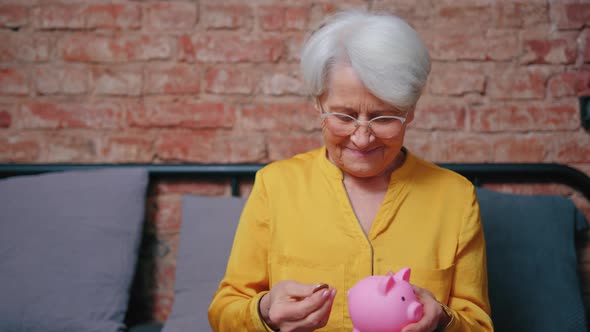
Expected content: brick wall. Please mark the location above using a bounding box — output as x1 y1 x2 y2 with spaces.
1 0 590 324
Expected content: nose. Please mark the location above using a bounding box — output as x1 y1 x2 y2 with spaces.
349 122 374 147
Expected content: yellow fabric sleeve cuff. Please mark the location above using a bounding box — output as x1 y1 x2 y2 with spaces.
249 291 276 332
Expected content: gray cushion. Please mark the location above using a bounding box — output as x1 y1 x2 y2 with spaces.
129 323 163 332
162 195 245 332
0 168 148 332
476 188 588 332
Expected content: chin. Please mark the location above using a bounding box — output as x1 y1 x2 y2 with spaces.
340 162 384 178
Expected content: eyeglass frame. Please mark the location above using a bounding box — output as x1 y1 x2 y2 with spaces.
318 103 407 138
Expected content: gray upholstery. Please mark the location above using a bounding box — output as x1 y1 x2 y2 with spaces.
477 188 588 332
129 323 163 332
162 195 245 332
0 168 148 332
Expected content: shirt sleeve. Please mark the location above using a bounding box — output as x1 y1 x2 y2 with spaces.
208 169 275 332
446 185 494 332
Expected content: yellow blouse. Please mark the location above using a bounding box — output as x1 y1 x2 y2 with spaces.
209 147 493 331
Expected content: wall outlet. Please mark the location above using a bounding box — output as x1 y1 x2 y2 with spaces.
581 96 590 131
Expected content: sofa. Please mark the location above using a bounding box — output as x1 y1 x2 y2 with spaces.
0 163 588 332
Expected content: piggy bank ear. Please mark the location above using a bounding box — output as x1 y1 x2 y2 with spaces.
394 267 411 282
379 274 396 295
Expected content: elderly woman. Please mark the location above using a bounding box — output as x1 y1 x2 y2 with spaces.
209 10 493 332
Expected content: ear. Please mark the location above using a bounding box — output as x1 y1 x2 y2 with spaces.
394 267 411 282
313 96 323 115
379 274 396 295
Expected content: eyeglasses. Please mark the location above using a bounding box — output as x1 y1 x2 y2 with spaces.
320 112 406 139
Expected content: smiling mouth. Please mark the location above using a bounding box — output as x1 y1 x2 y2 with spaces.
344 146 381 157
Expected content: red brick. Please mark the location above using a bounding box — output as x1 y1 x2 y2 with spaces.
60 34 174 63
100 130 155 162
33 3 140 29
553 2 590 30
149 195 182 234
39 130 100 162
240 103 319 131
201 4 252 30
128 102 235 129
260 67 305 96
205 67 257 95
144 2 198 31
179 34 283 63
144 64 200 95
554 133 590 163
155 129 266 163
492 0 548 28
488 65 550 100
153 291 174 322
428 63 485 96
309 2 368 29
584 29 590 63
548 71 590 97
259 5 309 31
471 102 579 132
521 31 577 64
0 133 41 162
0 67 28 95
19 102 123 129
422 29 487 61
485 29 521 61
239 180 255 198
285 33 305 63
492 135 546 162
154 180 228 196
92 66 142 96
267 131 323 161
0 32 51 62
403 129 444 162
34 64 89 95
371 0 434 23
0 5 28 27
412 97 465 130
434 1 494 28
84 3 141 29
0 105 13 128
33 4 85 29
436 132 493 162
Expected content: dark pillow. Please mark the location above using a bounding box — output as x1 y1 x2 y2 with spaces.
0 168 148 332
162 195 245 332
476 188 588 332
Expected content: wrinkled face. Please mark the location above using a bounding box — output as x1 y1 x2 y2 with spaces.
318 65 412 178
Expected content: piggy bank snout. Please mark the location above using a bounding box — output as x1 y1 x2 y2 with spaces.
407 301 424 322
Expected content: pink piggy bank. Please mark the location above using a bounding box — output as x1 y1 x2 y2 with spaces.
347 267 423 332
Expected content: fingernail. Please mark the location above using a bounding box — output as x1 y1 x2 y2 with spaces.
322 290 330 298
313 283 329 293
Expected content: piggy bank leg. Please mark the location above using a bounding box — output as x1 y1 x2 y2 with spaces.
353 328 361 332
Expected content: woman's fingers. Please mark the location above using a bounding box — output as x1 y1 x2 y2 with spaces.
401 285 441 332
271 285 333 322
279 287 337 332
301 288 337 327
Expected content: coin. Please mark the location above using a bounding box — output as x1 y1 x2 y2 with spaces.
313 283 329 293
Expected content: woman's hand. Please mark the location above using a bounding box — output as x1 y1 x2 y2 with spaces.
401 285 449 332
259 280 337 332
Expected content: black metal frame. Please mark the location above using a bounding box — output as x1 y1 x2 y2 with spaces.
1 163 590 200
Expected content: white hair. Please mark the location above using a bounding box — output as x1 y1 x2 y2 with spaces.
300 10 431 113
